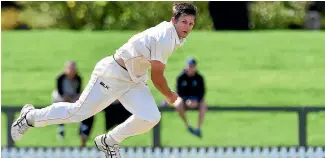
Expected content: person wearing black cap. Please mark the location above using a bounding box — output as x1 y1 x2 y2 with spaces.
174 57 207 138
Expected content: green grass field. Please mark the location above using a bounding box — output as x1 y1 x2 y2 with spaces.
2 30 325 147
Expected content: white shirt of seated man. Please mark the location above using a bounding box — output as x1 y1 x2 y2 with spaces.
116 21 185 84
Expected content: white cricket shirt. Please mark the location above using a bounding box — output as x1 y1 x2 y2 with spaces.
115 21 185 83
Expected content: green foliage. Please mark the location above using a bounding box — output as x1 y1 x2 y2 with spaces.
250 1 311 29
16 1 323 30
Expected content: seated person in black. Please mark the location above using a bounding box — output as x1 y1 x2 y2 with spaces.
173 58 207 138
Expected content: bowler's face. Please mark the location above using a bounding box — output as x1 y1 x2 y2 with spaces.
172 15 195 39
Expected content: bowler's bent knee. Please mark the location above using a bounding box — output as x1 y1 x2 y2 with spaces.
145 110 161 125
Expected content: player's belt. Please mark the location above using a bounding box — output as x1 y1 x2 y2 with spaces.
113 55 128 71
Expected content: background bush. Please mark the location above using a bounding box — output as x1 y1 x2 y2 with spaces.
7 1 325 30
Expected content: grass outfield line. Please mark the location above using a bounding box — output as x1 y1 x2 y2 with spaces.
1 30 325 147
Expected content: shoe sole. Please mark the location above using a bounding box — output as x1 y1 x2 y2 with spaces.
11 104 34 141
94 140 100 150
94 136 104 151
94 134 121 157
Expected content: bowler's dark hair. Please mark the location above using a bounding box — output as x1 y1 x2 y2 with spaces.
172 2 198 20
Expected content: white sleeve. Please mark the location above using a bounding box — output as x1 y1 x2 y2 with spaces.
149 36 170 65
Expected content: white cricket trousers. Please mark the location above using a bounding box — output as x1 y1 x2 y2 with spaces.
27 56 161 143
